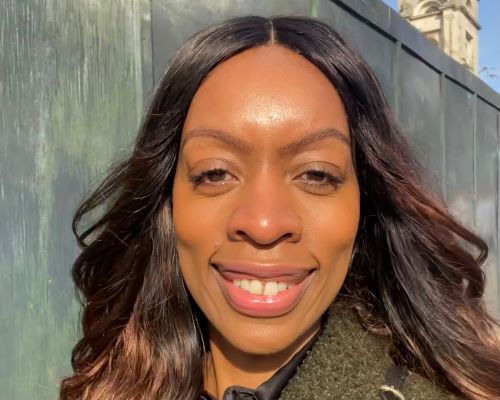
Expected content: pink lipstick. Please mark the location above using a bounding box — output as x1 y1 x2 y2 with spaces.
211 261 316 317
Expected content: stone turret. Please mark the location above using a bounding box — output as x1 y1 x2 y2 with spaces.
397 0 480 73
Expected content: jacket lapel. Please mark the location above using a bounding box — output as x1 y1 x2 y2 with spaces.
278 303 464 400
279 303 398 400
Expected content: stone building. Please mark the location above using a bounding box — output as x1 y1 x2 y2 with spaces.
397 0 480 73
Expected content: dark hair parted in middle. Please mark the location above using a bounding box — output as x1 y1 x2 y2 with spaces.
60 15 500 400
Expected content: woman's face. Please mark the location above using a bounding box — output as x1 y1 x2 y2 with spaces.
172 45 360 355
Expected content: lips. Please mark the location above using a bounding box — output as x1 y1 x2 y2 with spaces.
211 261 316 284
211 260 317 317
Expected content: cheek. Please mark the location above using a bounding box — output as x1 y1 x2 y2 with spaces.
172 176 221 295
308 183 360 253
172 168 218 248
305 183 360 296
314 203 359 255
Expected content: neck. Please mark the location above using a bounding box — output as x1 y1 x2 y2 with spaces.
203 320 321 400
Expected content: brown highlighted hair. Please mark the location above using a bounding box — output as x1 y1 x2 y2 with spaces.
59 15 500 400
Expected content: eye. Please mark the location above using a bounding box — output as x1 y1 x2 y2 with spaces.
297 168 345 192
188 168 234 187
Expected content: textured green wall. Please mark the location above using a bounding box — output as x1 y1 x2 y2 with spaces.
0 1 152 398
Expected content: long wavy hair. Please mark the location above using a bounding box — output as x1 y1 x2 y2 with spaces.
59 15 500 400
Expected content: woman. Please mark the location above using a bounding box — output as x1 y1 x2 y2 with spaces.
59 15 500 400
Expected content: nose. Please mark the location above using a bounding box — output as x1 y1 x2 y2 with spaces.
226 170 303 247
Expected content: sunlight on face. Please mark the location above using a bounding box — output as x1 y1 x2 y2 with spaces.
172 45 360 355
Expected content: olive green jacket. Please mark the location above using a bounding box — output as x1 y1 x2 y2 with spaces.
279 304 464 400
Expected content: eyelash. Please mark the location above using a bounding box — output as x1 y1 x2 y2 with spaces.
188 167 345 192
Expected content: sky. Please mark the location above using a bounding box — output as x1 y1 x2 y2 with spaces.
383 0 500 93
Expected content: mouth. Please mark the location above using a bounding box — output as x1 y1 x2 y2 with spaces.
211 263 316 318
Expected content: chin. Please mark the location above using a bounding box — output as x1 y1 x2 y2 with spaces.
234 339 294 356
224 325 299 356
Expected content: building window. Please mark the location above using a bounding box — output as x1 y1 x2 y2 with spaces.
465 31 474 68
426 6 440 13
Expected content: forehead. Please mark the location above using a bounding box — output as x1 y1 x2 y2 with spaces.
182 45 349 142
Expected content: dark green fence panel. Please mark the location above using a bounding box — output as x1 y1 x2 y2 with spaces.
397 51 443 189
444 80 475 227
151 0 311 83
0 1 152 399
476 99 499 313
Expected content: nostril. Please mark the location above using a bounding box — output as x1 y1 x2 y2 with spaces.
233 230 297 248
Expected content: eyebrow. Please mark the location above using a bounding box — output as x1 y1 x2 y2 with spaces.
180 127 350 157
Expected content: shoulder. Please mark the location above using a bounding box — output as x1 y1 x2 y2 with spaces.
279 304 466 400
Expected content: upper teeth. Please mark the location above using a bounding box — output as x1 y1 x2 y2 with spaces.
233 279 292 296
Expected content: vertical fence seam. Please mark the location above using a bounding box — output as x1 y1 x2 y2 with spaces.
393 41 401 119
472 92 477 229
440 73 447 202
497 111 500 314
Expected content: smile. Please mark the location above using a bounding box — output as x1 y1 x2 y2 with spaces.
212 264 315 318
